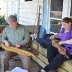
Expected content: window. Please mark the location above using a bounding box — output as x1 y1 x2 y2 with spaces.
50 0 63 33
70 0 72 18
25 0 32 1
50 19 61 33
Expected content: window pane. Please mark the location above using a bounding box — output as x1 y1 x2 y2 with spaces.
50 11 62 19
25 0 32 1
49 0 63 33
50 19 61 33
51 0 63 11
70 0 72 17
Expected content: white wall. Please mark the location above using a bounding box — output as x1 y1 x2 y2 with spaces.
5 0 19 19
6 0 43 25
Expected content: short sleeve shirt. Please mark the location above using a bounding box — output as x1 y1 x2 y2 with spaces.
59 27 72 55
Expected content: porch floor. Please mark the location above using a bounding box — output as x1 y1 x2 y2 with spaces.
0 51 42 72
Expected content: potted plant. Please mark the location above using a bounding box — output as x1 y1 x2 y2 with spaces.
0 16 7 33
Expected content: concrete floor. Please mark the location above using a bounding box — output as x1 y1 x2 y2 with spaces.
9 58 41 72
0 51 42 72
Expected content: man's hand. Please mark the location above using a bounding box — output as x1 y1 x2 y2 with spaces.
5 40 10 48
15 44 21 48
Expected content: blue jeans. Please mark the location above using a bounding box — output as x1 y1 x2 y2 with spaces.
44 45 68 72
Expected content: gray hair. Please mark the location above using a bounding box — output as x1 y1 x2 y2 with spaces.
7 15 17 23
